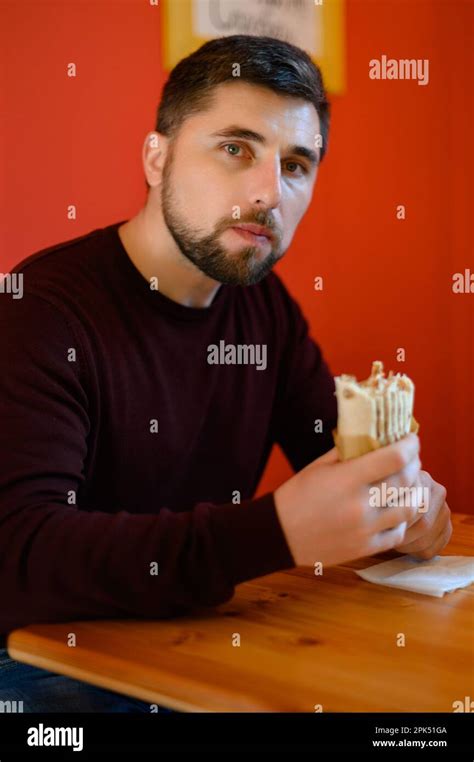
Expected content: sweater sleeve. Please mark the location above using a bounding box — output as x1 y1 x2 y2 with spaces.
0 293 294 636
272 280 338 472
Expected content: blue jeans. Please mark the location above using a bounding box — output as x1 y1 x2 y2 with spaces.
0 648 170 713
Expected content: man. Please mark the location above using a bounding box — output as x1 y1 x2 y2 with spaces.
0 35 451 711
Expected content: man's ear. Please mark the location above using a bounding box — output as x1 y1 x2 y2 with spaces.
143 131 169 189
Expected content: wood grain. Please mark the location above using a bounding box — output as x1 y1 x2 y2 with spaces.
7 513 474 712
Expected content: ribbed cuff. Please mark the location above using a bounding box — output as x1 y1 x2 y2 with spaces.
210 492 295 587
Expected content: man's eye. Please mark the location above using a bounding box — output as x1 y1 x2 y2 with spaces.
223 143 243 157
221 145 307 175
285 161 307 175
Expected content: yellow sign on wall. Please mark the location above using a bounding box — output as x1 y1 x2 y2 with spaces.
161 0 346 95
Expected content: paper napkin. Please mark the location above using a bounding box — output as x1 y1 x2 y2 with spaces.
356 555 474 597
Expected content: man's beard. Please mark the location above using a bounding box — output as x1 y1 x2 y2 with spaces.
161 152 282 286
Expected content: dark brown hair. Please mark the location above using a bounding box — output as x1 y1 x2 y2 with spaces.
147 34 330 189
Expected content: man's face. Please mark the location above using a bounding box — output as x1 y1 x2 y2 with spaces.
159 81 321 286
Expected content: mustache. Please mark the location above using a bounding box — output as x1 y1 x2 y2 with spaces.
224 214 278 237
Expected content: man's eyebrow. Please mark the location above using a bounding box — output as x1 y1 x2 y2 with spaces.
209 125 320 167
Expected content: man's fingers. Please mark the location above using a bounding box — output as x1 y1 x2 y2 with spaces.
374 501 420 533
403 475 425 528
376 456 422 493
397 502 451 554
344 434 420 486
405 518 453 560
373 521 408 554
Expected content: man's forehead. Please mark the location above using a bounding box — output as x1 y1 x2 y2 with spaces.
190 81 320 139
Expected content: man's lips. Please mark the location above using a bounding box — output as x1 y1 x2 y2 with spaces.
230 223 274 241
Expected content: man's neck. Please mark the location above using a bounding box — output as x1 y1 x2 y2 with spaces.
117 206 222 309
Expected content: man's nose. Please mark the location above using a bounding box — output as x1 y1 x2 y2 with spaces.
248 156 282 210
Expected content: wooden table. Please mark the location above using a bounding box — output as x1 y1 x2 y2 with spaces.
7 513 474 712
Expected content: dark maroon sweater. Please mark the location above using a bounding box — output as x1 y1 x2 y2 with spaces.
0 220 337 645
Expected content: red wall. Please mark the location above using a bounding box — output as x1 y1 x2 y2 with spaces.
1 1 472 514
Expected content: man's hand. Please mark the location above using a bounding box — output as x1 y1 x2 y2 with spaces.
274 434 422 568
394 470 452 559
